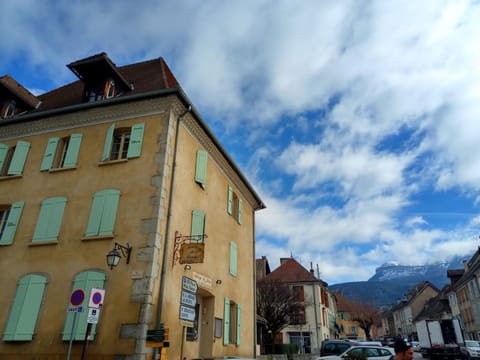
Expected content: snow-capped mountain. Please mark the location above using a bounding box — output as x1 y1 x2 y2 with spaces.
330 256 465 307
368 260 452 285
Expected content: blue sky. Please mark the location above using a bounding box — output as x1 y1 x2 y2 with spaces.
2 0 480 284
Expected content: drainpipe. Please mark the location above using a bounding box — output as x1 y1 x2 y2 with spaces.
253 213 257 358
156 105 192 326
312 282 321 354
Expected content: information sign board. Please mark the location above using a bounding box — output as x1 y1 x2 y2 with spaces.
182 276 198 293
180 305 196 322
87 308 100 324
181 290 196 307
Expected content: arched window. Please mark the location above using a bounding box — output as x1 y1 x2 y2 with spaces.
62 270 106 341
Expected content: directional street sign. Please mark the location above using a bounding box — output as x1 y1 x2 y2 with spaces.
181 290 196 307
180 305 196 322
182 276 198 293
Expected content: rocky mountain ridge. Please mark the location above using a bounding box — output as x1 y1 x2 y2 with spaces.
329 256 465 308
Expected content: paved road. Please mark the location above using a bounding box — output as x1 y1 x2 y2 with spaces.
414 352 423 359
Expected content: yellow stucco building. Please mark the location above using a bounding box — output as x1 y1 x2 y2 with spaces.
0 53 264 360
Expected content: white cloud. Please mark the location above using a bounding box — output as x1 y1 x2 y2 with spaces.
405 216 428 227
3 0 480 283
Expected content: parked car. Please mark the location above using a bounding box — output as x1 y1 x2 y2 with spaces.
357 341 383 347
461 340 480 359
380 337 396 347
317 345 395 360
411 341 420 352
320 340 360 356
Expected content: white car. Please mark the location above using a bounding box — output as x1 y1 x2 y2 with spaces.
317 345 395 360
461 340 480 359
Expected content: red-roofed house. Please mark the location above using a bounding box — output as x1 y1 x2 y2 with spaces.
258 257 336 354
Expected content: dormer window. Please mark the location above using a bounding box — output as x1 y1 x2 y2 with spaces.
104 79 115 99
1 100 16 119
67 53 131 104
84 85 104 103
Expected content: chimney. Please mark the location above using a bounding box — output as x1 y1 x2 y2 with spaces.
310 262 315 277
463 260 469 271
280 258 290 265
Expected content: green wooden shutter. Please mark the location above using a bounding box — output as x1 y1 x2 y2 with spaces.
32 197 67 242
62 271 106 340
85 191 105 236
191 210 205 243
8 141 30 175
3 274 47 341
223 297 230 346
195 150 208 189
227 186 233 215
237 198 243 224
101 124 115 161
229 241 238 277
0 201 24 246
63 134 83 167
99 189 120 235
236 304 242 346
127 123 144 158
40 137 59 171
85 190 120 237
0 143 9 173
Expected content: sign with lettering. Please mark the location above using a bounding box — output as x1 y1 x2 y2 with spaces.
192 272 212 289
180 305 196 322
181 290 197 307
179 243 204 264
182 276 198 293
87 308 100 324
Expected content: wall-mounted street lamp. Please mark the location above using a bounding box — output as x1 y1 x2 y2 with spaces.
106 242 132 270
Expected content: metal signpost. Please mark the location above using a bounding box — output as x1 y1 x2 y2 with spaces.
81 288 105 360
66 289 85 360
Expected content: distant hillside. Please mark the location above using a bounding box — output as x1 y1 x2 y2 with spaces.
329 256 465 308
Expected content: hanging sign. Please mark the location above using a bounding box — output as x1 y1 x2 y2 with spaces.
179 243 204 264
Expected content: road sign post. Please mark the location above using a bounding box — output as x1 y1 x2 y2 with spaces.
67 289 85 360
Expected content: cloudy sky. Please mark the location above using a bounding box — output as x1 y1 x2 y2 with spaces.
2 0 480 284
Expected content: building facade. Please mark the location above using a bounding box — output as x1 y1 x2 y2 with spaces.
0 53 264 360
257 257 335 354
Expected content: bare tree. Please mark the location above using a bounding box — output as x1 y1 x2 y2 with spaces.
257 279 302 353
350 302 380 340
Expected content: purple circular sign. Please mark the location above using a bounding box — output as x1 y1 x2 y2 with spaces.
92 292 102 304
70 289 85 306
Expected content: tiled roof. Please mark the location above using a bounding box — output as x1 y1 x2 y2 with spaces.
0 75 40 109
37 56 180 112
332 291 357 312
405 280 439 303
264 257 318 283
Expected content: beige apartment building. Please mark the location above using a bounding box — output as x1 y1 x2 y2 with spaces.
0 53 264 360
